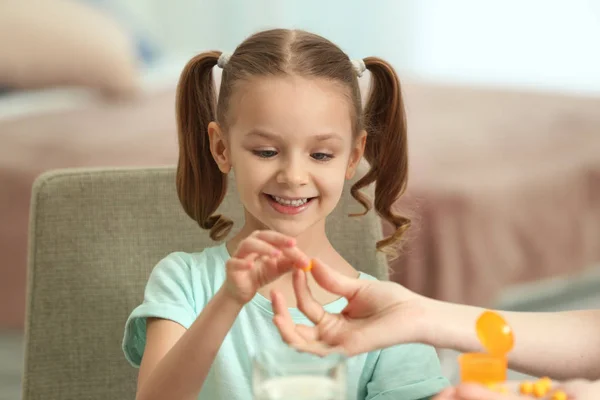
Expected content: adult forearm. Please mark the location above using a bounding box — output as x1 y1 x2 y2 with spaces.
421 300 600 380
137 287 243 400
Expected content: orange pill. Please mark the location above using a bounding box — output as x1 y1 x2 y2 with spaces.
551 390 567 400
519 381 534 395
533 381 549 398
302 260 313 272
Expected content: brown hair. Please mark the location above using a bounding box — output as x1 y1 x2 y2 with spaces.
176 28 410 254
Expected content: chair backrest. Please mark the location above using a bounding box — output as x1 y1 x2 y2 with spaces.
22 165 387 400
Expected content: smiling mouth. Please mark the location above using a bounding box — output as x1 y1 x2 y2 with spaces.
265 194 316 207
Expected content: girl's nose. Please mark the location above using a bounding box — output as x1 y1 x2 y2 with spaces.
276 157 309 187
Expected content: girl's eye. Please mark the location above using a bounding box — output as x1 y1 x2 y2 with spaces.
311 152 334 161
253 150 278 158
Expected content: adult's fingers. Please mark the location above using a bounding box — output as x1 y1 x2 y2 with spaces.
454 384 527 400
310 258 362 298
271 290 306 346
293 342 348 358
431 387 456 400
293 270 326 325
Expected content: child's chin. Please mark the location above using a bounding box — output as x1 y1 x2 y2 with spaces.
270 219 326 238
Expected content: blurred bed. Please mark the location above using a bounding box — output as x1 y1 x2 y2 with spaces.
388 83 600 307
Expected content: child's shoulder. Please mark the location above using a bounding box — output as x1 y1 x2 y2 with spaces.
150 243 229 285
161 242 228 265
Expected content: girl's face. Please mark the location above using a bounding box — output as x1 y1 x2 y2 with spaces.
209 75 366 239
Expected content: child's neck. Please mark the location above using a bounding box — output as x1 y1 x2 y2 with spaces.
228 223 333 260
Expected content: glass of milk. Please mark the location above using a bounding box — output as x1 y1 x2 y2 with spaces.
252 346 347 400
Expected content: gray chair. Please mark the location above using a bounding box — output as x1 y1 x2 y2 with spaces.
22 165 387 400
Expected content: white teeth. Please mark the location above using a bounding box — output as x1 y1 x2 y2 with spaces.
272 196 308 207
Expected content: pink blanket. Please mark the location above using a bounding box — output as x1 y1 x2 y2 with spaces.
386 83 600 306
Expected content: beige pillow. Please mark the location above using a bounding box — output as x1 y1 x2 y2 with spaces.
0 0 140 97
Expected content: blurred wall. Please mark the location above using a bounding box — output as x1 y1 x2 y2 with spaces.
407 0 600 94
131 0 600 95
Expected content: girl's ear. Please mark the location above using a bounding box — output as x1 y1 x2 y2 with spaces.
346 130 367 179
208 121 232 173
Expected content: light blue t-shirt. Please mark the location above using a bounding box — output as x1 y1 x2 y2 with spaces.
122 243 449 400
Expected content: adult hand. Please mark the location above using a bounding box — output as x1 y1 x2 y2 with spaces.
271 257 427 356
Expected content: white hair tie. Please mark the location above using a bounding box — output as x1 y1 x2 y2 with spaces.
217 52 231 68
351 58 366 77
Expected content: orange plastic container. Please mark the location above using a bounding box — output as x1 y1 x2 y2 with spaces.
458 353 507 384
459 310 514 385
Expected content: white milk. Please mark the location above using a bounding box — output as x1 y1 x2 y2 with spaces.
254 375 345 400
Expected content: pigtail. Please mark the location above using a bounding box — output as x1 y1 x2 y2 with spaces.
351 56 411 256
175 51 233 241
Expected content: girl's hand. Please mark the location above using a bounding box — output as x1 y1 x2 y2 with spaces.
271 258 426 356
224 230 310 305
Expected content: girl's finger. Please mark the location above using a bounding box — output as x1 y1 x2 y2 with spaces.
236 236 284 259
244 252 259 263
226 257 252 271
269 254 299 277
280 246 311 269
293 270 326 325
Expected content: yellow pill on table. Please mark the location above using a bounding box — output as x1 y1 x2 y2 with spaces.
520 381 534 395
533 381 549 397
551 390 567 400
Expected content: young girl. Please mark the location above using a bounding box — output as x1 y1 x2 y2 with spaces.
122 28 449 400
